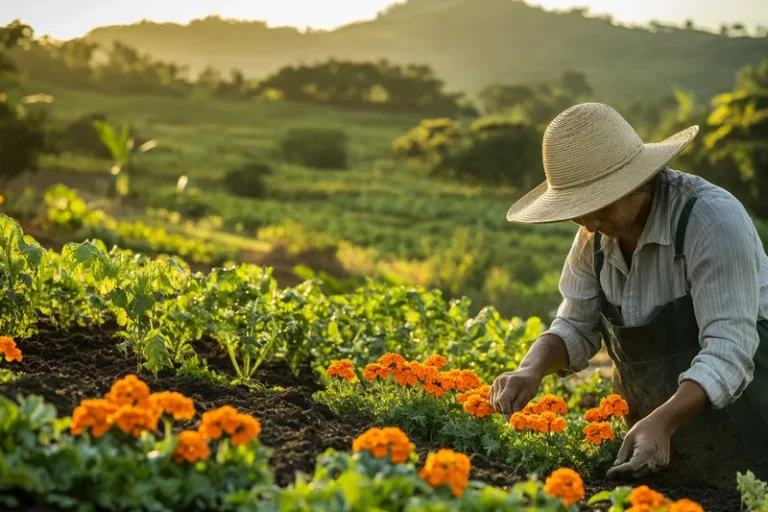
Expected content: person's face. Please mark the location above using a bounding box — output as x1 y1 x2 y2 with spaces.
571 190 650 237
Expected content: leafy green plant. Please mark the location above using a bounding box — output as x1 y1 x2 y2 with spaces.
738 471 768 512
92 119 156 199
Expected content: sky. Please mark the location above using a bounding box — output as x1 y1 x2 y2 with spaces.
2 0 767 40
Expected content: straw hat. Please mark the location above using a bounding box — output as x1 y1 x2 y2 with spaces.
506 102 699 224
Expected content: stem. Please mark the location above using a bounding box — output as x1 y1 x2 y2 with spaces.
164 418 172 440
226 343 244 380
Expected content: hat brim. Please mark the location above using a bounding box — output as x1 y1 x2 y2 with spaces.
506 125 700 224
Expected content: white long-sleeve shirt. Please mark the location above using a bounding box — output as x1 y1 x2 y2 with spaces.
544 167 768 409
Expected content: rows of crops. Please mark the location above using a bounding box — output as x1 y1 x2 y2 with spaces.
1 213 765 511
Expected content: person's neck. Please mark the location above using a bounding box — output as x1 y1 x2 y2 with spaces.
618 190 654 259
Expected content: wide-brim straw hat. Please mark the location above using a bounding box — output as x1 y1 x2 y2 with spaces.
506 102 699 224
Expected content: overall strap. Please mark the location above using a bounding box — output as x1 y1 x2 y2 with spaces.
674 196 698 292
593 231 604 285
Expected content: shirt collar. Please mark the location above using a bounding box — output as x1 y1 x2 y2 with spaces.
635 174 672 248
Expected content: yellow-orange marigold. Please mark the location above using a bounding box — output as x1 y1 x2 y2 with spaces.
149 391 195 420
230 413 262 446
105 374 151 407
110 405 161 437
363 363 391 382
668 499 704 512
456 370 482 392
628 485 669 509
510 412 527 430
326 359 356 381
393 362 419 387
419 449 471 498
534 394 568 415
199 405 239 440
378 353 406 369
463 394 494 418
583 421 615 445
599 394 629 418
352 426 415 463
584 407 605 422
174 430 211 463
424 354 447 369
0 336 22 362
543 467 585 507
71 398 118 438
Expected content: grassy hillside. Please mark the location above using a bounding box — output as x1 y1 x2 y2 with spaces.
82 0 768 103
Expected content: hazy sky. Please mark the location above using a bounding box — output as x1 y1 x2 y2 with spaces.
2 0 767 40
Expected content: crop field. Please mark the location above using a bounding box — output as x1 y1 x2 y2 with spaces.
1 214 763 511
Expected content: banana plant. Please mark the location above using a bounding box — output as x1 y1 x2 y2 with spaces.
92 120 157 200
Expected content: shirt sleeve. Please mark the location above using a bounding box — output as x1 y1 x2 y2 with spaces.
678 196 762 409
541 228 603 375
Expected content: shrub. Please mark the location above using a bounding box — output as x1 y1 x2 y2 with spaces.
221 162 272 198
279 128 348 169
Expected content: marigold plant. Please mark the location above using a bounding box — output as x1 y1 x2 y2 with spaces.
352 426 415 463
0 336 22 362
543 467 585 507
668 498 704 512
533 394 568 415
199 405 261 445
584 394 629 422
378 353 406 369
583 421 615 445
627 485 669 510
71 398 119 438
105 374 151 407
149 391 195 420
362 363 391 382
110 404 162 437
174 430 211 463
419 448 471 498
424 354 447 369
326 359 356 382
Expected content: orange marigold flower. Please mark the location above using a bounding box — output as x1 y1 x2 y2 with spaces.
438 369 461 391
174 430 211 463
352 426 415 464
628 485 669 509
424 355 447 369
455 370 483 392
463 394 494 418
393 362 419 387
378 353 406 369
230 413 262 446
669 499 704 512
584 407 606 422
534 394 568 415
510 412 527 430
105 374 151 407
423 382 447 397
326 359 356 382
583 421 615 445
419 449 471 498
0 336 22 362
410 361 429 382
599 394 629 418
149 391 195 421
543 468 585 507
524 411 568 433
521 403 536 415
362 363 390 382
199 405 239 440
109 405 161 437
71 398 118 438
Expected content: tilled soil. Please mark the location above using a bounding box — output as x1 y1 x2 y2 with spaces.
0 325 742 511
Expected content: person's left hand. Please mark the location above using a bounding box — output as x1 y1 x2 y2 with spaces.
606 415 671 479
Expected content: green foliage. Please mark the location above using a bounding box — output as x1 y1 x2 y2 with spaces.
280 127 349 169
221 162 272 198
738 471 768 512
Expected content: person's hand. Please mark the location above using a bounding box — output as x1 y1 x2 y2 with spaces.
606 415 671 479
490 369 542 421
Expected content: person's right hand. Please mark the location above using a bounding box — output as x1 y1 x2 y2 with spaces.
490 369 542 421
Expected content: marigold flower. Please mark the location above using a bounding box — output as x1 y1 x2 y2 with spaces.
174 430 211 463
352 426 415 463
199 405 239 440
109 405 161 437
668 499 704 512
599 394 629 418
423 382 447 397
438 369 461 391
583 421 615 445
393 362 419 387
424 355 447 369
456 370 483 392
419 449 471 498
71 399 118 438
378 353 406 369
230 413 262 446
149 391 195 421
628 485 669 509
463 394 494 417
543 468 585 507
326 359 356 381
584 407 605 422
510 412 527 430
362 363 390 382
0 336 22 362
105 374 151 407
521 404 536 414
534 394 568 415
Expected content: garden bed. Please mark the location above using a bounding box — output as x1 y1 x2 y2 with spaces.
0 325 740 511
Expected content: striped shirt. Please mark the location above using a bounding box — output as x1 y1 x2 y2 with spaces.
545 167 768 409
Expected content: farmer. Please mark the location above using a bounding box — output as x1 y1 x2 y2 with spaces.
491 102 768 488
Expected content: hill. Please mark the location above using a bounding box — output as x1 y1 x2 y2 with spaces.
82 0 768 104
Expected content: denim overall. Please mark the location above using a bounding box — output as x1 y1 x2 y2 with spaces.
594 196 768 488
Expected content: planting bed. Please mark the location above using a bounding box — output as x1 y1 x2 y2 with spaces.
0 324 741 511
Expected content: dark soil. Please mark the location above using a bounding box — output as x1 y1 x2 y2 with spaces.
0 325 521 490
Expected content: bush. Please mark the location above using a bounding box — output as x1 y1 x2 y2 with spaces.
279 128 348 169
221 162 272 198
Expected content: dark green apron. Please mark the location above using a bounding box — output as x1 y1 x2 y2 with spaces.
594 196 768 488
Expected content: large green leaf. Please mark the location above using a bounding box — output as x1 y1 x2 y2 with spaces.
143 332 173 375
